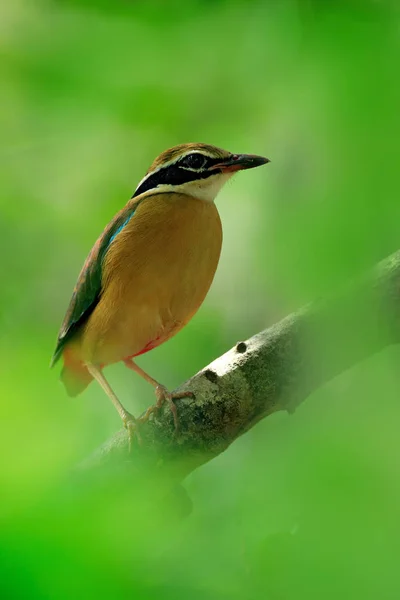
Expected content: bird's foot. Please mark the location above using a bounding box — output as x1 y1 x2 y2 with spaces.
137 386 195 432
154 385 195 433
122 411 141 452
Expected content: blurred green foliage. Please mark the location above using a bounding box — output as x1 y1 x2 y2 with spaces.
1 0 399 597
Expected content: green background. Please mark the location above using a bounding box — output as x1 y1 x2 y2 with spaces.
1 0 399 598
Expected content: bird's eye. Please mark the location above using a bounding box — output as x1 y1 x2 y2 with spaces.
181 153 207 170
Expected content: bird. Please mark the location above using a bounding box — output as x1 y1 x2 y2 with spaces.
51 143 269 445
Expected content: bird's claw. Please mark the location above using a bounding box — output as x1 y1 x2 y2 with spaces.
154 385 195 433
122 412 141 452
134 387 195 438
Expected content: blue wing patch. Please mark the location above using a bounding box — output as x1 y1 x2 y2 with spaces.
108 212 136 246
51 201 140 367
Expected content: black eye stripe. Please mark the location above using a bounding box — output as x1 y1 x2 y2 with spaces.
132 158 223 198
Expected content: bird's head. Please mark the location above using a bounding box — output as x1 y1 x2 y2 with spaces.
133 143 270 202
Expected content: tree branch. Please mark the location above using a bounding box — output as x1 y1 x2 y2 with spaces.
80 250 400 482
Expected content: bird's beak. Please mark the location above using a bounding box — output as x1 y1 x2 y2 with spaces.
210 153 270 173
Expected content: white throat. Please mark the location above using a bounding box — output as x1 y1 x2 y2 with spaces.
144 172 233 203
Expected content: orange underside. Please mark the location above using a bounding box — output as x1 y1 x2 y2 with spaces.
59 193 223 398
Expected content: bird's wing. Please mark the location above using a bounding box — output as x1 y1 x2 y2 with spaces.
50 200 141 366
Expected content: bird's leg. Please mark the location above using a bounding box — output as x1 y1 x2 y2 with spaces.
123 359 194 431
86 363 140 450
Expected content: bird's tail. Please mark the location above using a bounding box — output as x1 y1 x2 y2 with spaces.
60 349 93 397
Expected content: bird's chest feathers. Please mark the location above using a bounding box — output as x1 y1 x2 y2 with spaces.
103 193 222 331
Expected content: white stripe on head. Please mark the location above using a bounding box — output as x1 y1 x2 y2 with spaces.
137 171 233 203
134 149 218 194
